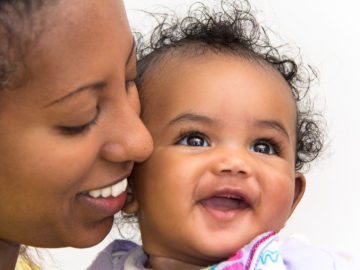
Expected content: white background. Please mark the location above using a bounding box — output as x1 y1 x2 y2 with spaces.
39 0 360 268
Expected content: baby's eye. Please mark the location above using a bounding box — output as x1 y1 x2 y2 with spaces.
250 141 277 155
176 132 210 147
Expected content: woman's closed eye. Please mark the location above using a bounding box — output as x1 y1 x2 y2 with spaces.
176 131 210 147
59 106 100 135
250 139 280 155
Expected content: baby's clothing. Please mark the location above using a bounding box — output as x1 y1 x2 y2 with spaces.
88 240 148 270
204 232 357 269
88 232 357 270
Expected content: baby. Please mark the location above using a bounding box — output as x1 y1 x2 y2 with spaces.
89 1 355 269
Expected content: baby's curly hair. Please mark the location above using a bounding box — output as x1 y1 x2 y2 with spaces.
135 0 324 171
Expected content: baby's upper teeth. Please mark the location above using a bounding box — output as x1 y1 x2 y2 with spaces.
88 178 127 198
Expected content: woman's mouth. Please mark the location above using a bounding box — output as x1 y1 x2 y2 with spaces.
76 178 128 218
87 178 128 198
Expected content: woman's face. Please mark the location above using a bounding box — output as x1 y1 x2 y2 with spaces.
0 0 152 248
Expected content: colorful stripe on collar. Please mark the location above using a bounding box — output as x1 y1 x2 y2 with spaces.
204 232 287 270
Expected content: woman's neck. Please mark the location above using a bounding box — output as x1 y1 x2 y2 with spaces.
0 239 20 270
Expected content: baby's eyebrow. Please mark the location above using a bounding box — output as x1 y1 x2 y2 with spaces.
168 112 214 126
255 120 290 139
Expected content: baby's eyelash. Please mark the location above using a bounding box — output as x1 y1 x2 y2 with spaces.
256 137 283 156
174 129 210 145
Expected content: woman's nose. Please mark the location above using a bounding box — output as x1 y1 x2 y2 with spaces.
100 101 153 164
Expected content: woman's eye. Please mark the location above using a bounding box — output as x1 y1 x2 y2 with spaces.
177 133 210 147
251 141 276 155
60 108 100 135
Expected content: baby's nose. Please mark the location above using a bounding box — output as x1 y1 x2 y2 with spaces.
211 147 253 177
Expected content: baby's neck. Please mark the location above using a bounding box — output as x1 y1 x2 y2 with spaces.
147 255 204 270
0 239 20 270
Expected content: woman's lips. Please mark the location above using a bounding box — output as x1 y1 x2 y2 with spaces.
87 178 128 198
76 178 128 218
77 191 127 218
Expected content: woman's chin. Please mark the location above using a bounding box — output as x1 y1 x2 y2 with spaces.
36 216 114 249
71 217 114 248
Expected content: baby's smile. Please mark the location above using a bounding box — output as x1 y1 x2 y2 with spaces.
199 192 250 221
129 51 304 265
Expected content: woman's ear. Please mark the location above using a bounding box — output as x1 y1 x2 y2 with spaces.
122 185 139 214
290 172 306 215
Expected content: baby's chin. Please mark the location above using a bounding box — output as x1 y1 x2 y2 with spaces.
181 239 251 267
144 240 247 269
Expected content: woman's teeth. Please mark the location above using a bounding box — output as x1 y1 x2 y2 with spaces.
88 178 127 198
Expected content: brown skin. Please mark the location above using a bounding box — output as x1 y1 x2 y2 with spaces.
0 0 153 268
0 241 19 270
149 256 203 270
125 54 305 268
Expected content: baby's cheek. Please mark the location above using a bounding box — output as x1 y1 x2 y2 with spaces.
265 183 295 226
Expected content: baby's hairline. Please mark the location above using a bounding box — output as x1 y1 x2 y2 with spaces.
134 0 324 172
137 45 296 114
137 44 290 93
136 48 302 171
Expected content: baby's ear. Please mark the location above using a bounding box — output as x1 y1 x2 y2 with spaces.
290 172 306 215
122 185 139 214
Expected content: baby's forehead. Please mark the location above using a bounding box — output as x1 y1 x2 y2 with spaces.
138 51 297 130
142 46 288 79
139 50 293 100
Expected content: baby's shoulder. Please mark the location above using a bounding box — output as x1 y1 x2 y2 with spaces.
280 235 358 270
87 239 147 270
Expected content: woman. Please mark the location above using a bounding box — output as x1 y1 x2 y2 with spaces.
0 0 153 269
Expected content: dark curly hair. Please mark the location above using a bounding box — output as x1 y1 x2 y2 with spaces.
135 0 324 171
0 0 48 91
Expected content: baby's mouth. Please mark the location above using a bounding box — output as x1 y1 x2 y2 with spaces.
200 195 249 211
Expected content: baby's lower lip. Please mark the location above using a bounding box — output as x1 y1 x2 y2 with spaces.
200 197 249 221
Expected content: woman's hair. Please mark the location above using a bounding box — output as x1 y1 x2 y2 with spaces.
1 1 48 268
0 0 47 91
135 0 324 172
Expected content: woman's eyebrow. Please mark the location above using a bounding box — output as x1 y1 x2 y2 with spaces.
45 81 106 107
45 39 135 108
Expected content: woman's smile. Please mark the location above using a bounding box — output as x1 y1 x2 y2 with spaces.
86 177 128 198
0 0 153 249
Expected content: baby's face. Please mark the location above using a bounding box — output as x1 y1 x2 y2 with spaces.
130 54 305 266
